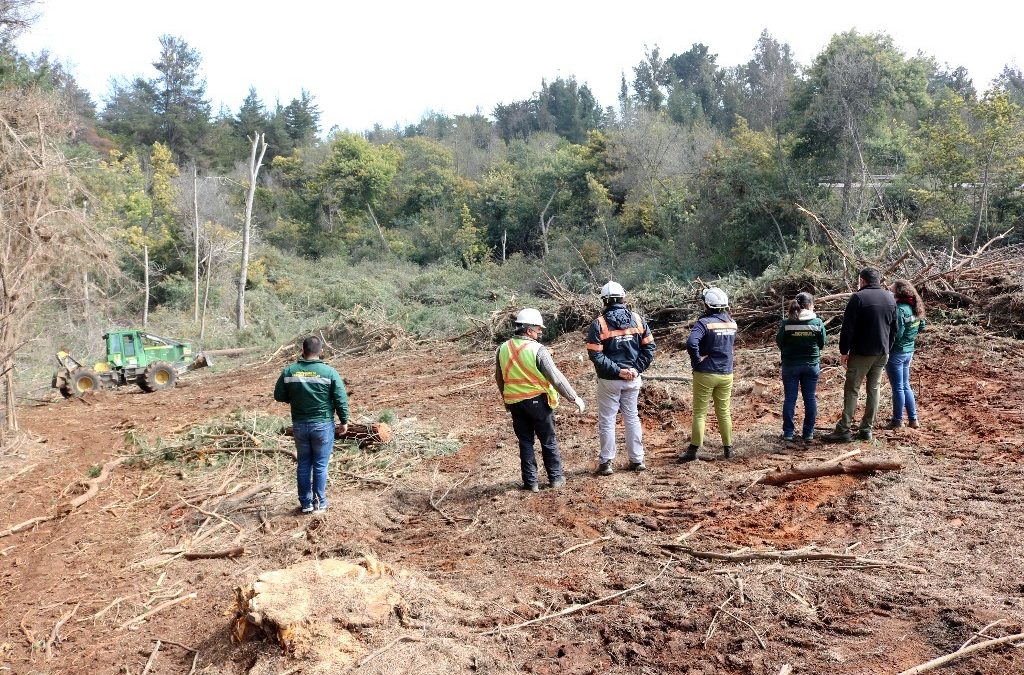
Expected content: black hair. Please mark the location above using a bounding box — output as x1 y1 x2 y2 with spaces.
302 335 322 357
788 292 814 320
859 267 881 286
513 324 530 336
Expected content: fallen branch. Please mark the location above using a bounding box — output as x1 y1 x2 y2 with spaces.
757 459 902 486
215 482 274 514
182 546 244 560
356 635 426 668
556 535 611 557
45 603 79 659
141 639 161 675
662 545 926 573
70 457 128 508
484 558 674 635
118 592 197 630
642 374 693 382
896 631 1024 675
0 456 130 539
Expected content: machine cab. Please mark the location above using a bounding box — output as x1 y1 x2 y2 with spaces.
104 331 141 369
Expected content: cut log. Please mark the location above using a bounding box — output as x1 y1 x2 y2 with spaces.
202 348 254 357
757 459 902 486
284 422 392 447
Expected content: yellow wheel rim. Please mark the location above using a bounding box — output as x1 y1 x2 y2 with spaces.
79 377 95 391
155 370 170 385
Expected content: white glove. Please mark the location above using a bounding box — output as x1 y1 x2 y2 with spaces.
574 396 586 413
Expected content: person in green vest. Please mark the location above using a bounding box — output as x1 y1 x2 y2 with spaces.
776 292 826 442
884 280 926 429
495 308 586 492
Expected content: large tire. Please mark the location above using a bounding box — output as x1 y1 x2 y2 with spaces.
139 361 178 393
67 368 100 396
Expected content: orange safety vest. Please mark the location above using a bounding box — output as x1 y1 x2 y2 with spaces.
497 338 559 408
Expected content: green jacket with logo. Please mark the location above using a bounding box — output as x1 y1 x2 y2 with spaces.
892 303 926 354
776 311 827 365
274 358 349 423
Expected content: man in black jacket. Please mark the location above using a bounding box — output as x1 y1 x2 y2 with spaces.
824 267 899 443
585 281 656 475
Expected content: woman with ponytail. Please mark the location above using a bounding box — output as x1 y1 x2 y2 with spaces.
885 280 926 429
775 292 826 441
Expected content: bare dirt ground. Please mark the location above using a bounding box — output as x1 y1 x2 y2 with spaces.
1 322 1023 674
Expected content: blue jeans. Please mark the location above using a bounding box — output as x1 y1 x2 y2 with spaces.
781 363 820 439
293 420 335 509
886 351 917 423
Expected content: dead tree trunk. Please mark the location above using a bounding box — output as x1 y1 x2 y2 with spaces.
539 189 557 257
192 163 200 324
143 244 150 328
237 133 267 330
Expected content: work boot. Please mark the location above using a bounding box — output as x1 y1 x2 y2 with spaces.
857 429 873 442
883 420 903 430
523 482 540 492
822 430 854 443
678 445 699 463
908 418 920 429
723 446 733 459
781 434 795 442
300 505 314 514
627 461 647 472
597 461 613 476
550 476 566 489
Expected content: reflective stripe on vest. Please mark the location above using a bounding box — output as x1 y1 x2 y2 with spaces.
596 312 646 341
498 338 559 408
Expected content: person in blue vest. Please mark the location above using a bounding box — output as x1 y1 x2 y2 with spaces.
884 280 926 429
274 336 349 514
585 281 657 476
776 292 826 442
495 309 586 492
680 287 737 462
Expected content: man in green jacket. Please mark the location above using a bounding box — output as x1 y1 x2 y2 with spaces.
274 336 349 514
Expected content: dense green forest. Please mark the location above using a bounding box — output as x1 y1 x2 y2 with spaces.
2 0 1023 393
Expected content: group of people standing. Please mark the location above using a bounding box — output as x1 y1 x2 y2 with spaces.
273 268 927 510
494 267 927 492
494 281 741 490
778 267 926 445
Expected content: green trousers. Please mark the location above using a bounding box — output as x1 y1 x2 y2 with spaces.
836 353 888 433
691 372 734 447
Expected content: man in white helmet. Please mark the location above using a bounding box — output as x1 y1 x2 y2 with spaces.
585 281 656 475
495 308 586 492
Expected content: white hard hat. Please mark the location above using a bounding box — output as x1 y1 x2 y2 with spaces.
600 281 625 299
514 308 545 328
703 287 729 309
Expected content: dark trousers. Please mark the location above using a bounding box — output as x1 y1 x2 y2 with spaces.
508 395 563 486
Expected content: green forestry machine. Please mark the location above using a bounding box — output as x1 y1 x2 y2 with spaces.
52 330 212 397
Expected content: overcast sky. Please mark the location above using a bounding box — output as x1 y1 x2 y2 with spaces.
17 0 1022 132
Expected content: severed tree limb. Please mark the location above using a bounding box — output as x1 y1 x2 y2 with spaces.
215 482 274 514
896 631 1024 675
141 639 160 675
0 456 129 539
662 544 926 573
484 558 674 635
556 536 611 557
356 635 426 667
183 546 244 560
70 456 128 508
45 603 79 659
757 459 902 486
118 592 197 630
